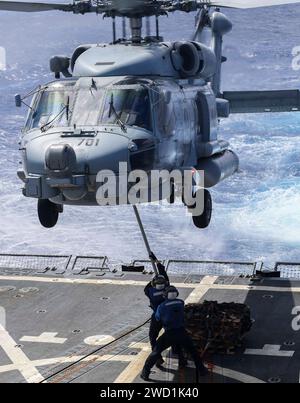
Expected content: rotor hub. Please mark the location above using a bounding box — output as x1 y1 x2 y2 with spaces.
130 17 143 43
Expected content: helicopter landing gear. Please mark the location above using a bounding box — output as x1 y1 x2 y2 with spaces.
38 199 62 228
187 189 212 229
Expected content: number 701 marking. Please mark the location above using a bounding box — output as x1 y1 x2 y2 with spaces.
78 139 100 147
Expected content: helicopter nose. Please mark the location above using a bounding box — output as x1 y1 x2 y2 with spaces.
86 132 130 174
23 131 155 204
43 133 130 176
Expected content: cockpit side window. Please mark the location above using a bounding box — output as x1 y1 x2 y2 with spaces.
31 91 66 129
26 83 75 131
101 88 152 131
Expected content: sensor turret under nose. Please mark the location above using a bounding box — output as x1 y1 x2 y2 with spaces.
45 144 77 176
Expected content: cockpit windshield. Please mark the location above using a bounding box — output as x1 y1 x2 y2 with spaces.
101 88 152 131
25 83 152 132
71 88 104 127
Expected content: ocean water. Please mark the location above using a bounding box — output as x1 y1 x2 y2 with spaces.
0 5 299 265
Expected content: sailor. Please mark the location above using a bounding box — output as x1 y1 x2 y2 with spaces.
141 286 208 382
144 252 169 366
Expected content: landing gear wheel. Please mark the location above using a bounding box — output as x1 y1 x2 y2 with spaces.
191 189 212 229
38 199 59 228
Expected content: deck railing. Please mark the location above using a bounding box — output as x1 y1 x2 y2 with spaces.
0 254 300 279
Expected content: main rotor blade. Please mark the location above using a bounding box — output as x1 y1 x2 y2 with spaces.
1 0 299 16
0 1 74 12
209 0 300 9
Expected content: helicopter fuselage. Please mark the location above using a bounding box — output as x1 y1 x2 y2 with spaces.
18 72 238 207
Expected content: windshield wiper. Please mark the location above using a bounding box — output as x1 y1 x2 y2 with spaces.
108 94 127 133
40 96 71 133
40 105 67 133
65 95 70 121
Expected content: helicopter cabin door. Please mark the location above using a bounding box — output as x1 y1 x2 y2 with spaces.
155 87 179 169
155 86 196 168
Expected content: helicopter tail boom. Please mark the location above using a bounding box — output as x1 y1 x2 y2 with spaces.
210 0 300 9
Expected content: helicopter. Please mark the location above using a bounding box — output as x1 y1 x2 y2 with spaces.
1 0 300 229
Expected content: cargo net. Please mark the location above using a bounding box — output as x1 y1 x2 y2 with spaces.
72 256 110 275
0 254 70 275
185 301 253 355
167 261 255 277
275 263 300 279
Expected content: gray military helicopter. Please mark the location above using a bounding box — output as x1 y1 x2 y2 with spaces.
1 0 300 229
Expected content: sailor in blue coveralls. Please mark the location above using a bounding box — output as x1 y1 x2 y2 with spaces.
141 286 208 381
144 252 169 366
